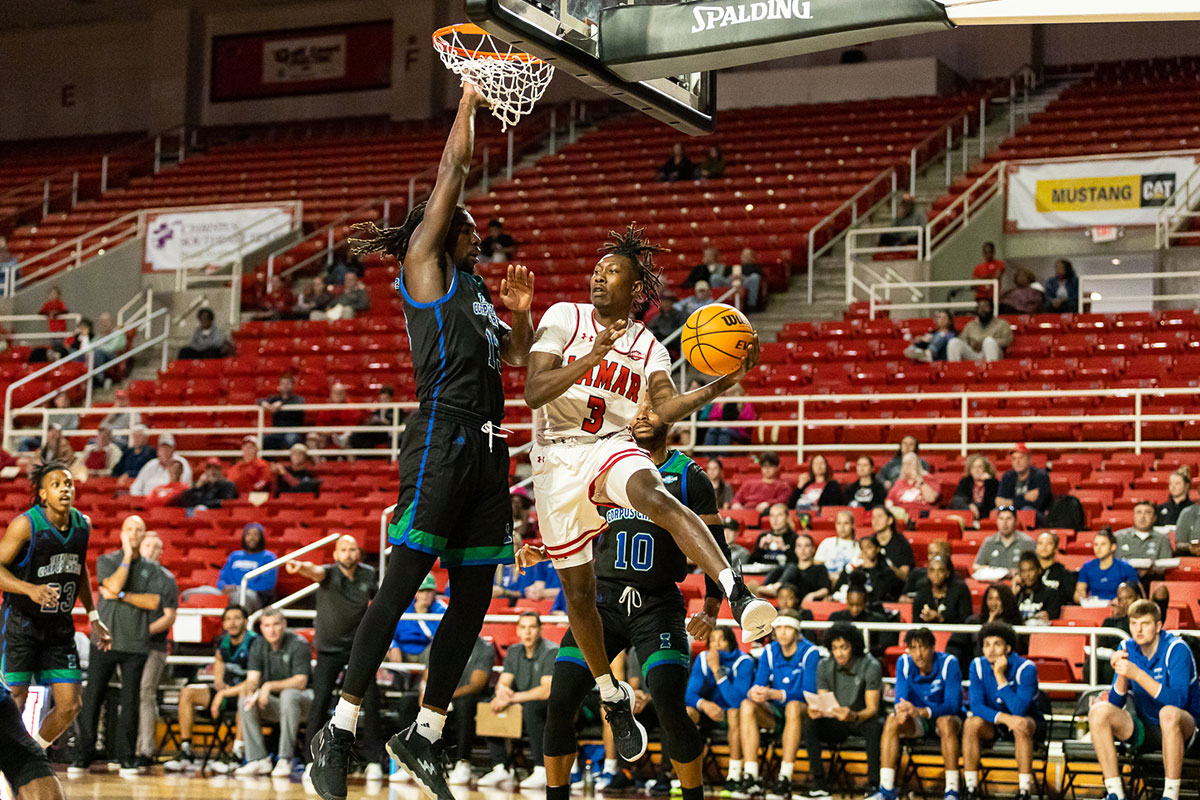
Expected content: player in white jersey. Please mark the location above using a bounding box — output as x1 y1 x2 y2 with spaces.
524 224 776 761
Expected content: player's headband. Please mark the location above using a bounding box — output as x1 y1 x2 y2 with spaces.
772 616 802 632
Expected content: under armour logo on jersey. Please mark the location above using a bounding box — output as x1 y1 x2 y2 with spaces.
580 333 595 342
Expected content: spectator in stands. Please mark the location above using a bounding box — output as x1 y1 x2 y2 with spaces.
259 374 305 451
179 308 234 360
946 298 1013 363
1176 503 1200 555
1114 500 1173 565
732 451 791 513
913 554 972 625
723 520 750 569
288 277 328 320
879 435 929 489
648 288 688 350
481 218 517 262
129 433 193 496
163 604 255 773
441 634 498 786
758 533 830 603
479 611 556 789
272 442 320 496
1013 551 1060 622
701 383 755 451
950 454 999 521
0 236 17 291
19 390 78 453
80 423 122 476
40 285 68 334
737 611 819 797
686 627 752 789
113 424 154 483
872 505 915 582
705 457 734 509
145 459 189 507
903 310 957 363
348 385 401 452
319 272 369 320
388 574 444 662
1157 466 1193 526
101 390 140 446
999 268 1044 315
748 504 797 568
734 249 765 312
511 486 535 544
846 455 887 508
311 382 359 451
804 622 883 797
1042 259 1078 312
788 454 843 510
831 581 894 636
1034 532 1077 610
135 532 178 769
699 144 726 179
236 607 314 777
216 523 278 611
657 143 694 182
254 274 294 321
680 280 713 315
949 584 1022 666
19 422 73 473
995 444 1052 518
95 312 125 363
834 537 902 604
962 622 1042 800
876 627 963 800
179 457 238 509
815 510 859 578
971 506 1034 578
228 436 271 494
1077 529 1143 602
1089 599 1195 800
683 246 723 289
904 538 958 594
885 452 940 524
879 193 926 247
971 241 1005 301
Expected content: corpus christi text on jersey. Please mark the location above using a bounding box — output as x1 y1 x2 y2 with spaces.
37 552 82 578
690 0 813 33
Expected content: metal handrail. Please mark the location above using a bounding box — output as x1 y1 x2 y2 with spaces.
805 168 898 303
5 211 141 296
843 226 925 305
266 201 387 283
1156 160 1200 249
869 278 997 319
924 160 1006 258
0 313 81 329
238 532 343 608
908 109 974 196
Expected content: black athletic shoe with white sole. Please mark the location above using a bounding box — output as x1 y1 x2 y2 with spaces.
600 680 648 762
729 582 777 642
310 722 355 800
386 724 454 800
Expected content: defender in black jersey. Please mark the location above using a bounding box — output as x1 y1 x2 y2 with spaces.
310 81 535 800
0 462 109 752
533 403 730 800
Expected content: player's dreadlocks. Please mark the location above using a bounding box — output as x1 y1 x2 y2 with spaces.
29 460 71 507
600 222 668 313
348 201 470 261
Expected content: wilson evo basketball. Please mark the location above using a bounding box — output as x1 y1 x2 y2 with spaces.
681 303 755 376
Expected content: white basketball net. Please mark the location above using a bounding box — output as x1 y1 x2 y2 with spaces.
434 25 555 131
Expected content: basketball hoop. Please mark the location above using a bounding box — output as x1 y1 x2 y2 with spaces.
432 23 555 131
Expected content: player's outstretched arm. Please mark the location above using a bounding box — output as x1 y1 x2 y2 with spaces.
500 264 535 367
647 334 760 424
524 319 627 409
0 516 57 608
404 82 488 303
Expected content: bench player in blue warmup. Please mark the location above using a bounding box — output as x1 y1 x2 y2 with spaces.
686 627 754 788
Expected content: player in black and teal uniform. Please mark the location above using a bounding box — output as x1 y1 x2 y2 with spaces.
0 460 109 753
0 671 64 799
527 401 733 800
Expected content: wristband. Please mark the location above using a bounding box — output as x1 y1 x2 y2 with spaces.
88 610 100 622
120 561 130 569
118 591 126 600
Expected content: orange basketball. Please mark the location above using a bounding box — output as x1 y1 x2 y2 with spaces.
681 303 755 376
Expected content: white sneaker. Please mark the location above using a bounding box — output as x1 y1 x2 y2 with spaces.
477 764 515 787
164 753 195 772
302 762 314 792
234 758 273 777
209 760 234 775
270 759 292 778
447 761 472 786
389 765 411 783
365 762 384 781
519 766 548 789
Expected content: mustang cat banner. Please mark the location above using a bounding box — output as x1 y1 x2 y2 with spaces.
1007 156 1197 230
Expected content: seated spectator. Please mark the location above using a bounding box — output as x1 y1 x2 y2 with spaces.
701 383 755 450
723 520 750 569
971 505 1034 579
179 308 234 360
687 627 753 789
705 457 734 509
314 272 369 321
834 538 902 604
846 455 887 508
441 634 498 785
803 622 883 797
963 622 1042 800
871 505 915 583
388 574 444 662
228 436 272 494
146 459 190 507
680 280 713 315
903 309 957 363
481 218 517 262
1034 532 1077 610
758 534 829 603
683 246 723 289
1174 502 1200 556
1115 500 1173 569
648 288 688 350
1013 551 1061 622
1157 466 1193 526
272 442 320 496
40 285 68 334
999 268 1044 315
788 454 842 511
995 444 1052 519
254 275 294 321
0 236 17 291
180 457 238 508
885 453 940 524
747 503 797 569
209 523 278 610
657 143 694 182
348 385 402 452
947 298 1013 363
101 389 140 446
699 144 725 179
905 538 958 593
19 391 78 451
288 277 331 320
80 423 122 476
950 454 999 521
236 607 314 777
738 611 819 797
113 424 155 483
1097 582 1144 682
971 241 1006 301
879 435 929 489
95 312 125 360
878 193 926 247
815 510 859 578
313 382 360 451
733 249 765 312
949 583 1023 666
511 486 535 543
258 374 305 451
478 612 556 789
1043 258 1078 312
1076 529 1141 603
876 627 963 800
913 554 972 625
130 433 193 496
732 451 791 513
830 582 895 640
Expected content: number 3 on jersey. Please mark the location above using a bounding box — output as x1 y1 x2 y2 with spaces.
581 395 606 434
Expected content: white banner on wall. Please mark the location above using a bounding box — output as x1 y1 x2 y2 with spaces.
1007 156 1197 230
262 33 347 84
141 203 300 272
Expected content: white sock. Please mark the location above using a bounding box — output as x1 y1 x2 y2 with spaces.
745 762 759 779
881 767 895 791
596 674 624 703
946 770 960 792
1164 778 1181 800
1018 773 1032 793
1104 777 1125 799
727 760 743 781
331 698 361 735
964 771 978 791
780 762 794 780
33 731 52 750
414 707 446 743
718 568 737 596
604 759 618 774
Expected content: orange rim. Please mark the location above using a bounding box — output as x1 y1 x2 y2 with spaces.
432 22 545 64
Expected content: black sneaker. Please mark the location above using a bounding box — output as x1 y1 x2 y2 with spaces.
385 723 454 800
1017 792 1033 800
729 582 776 642
649 776 673 796
740 777 765 797
600 680 648 761
310 722 356 800
766 778 792 800
963 789 978 800
134 755 154 769
602 770 638 794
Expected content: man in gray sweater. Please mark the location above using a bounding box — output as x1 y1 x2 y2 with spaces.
947 299 1013 362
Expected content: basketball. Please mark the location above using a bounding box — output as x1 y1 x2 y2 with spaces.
681 303 755 376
